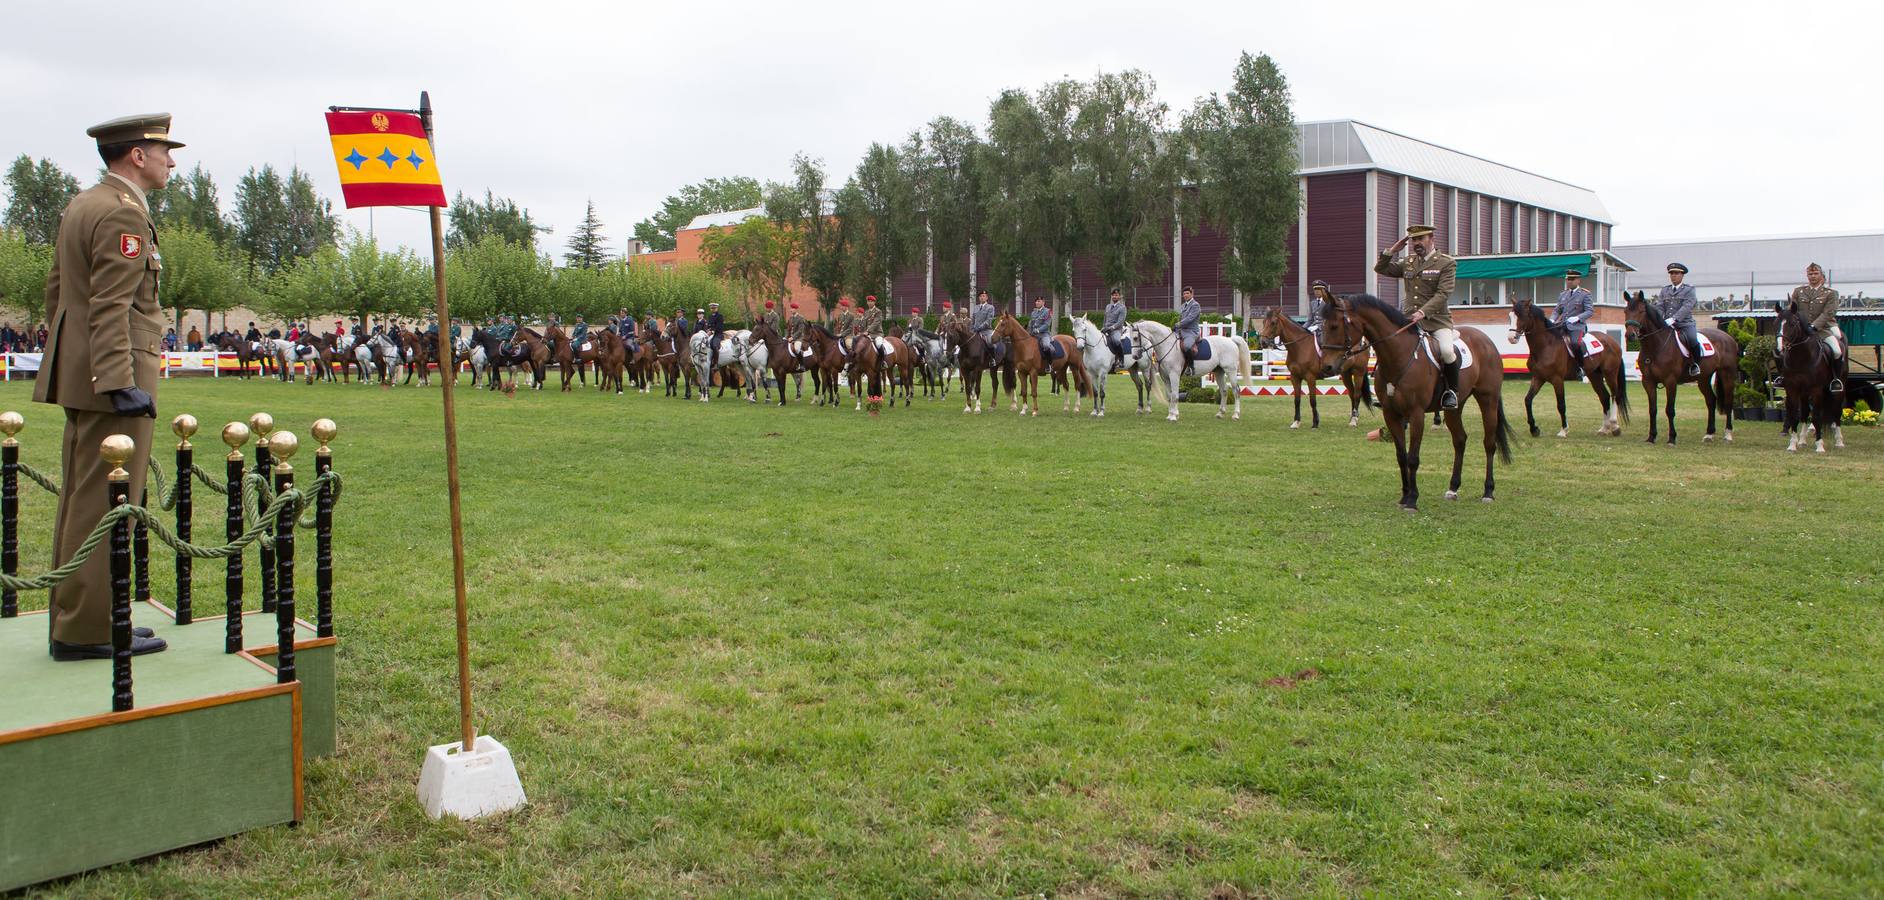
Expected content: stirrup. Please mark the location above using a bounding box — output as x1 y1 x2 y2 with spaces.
1440 390 1459 410
1830 378 1845 393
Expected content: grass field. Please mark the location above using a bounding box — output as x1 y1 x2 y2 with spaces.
5 374 1880 898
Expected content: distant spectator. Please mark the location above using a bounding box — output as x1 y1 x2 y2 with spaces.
34 325 46 351
186 325 202 351
162 328 178 351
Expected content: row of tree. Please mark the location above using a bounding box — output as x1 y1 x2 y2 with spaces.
680 51 1298 317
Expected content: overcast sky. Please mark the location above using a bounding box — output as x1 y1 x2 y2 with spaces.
4 1 1875 259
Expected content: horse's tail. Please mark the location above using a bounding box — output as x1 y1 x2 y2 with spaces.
1495 399 1516 464
1150 360 1171 406
1235 335 1252 387
1610 356 1631 423
1358 370 1375 409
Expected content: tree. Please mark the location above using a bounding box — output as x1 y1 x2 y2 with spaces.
981 81 1083 308
631 177 763 252
766 154 846 310
563 200 613 269
1070 70 1181 302
150 226 248 332
270 231 428 325
836 140 925 303
150 164 230 245
698 216 796 321
1181 52 1300 302
447 190 548 252
0 228 54 322
3 156 81 246
233 164 337 277
447 233 552 323
923 116 986 302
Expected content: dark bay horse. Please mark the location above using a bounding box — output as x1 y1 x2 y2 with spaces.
1314 310 1376 427
1508 297 1628 438
943 321 1000 414
1259 307 1372 429
590 329 626 395
1322 294 1514 510
1776 300 1844 452
215 334 265 378
1624 291 1738 445
746 320 798 406
804 324 848 407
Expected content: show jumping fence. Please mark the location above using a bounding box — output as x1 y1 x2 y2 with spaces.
0 411 341 711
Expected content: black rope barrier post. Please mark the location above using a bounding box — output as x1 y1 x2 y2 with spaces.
104 434 135 712
312 418 337 639
0 411 20 619
270 430 298 684
133 486 149 605
172 415 197 625
251 413 276 615
222 421 250 653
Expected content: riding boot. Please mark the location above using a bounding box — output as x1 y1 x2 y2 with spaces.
1439 359 1461 410
1570 345 1587 380
1830 353 1846 395
1683 337 1702 377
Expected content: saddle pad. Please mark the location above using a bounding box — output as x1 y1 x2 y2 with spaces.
579 341 593 353
1676 334 1716 358
1418 334 1473 370
1191 338 1212 361
1581 333 1604 356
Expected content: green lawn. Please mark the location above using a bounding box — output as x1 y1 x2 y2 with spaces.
5 375 1880 898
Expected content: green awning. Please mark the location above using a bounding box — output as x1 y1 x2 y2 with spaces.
1455 253 1594 280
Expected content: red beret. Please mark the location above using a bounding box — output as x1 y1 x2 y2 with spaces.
789 303 799 309
942 302 952 308
839 299 851 306
911 308 920 314
764 301 775 308
865 295 876 302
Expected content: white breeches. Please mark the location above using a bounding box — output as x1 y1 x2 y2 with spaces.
1431 327 1459 364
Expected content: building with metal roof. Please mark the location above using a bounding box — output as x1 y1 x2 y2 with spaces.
1615 231 1884 310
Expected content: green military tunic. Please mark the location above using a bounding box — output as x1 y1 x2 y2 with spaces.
1790 284 1841 336
787 312 808 342
1374 249 1457 331
833 307 857 336
860 307 884 337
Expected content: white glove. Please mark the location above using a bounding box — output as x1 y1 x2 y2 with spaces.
1664 318 1674 327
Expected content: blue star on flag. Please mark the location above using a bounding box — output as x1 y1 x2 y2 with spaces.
343 148 367 170
406 151 426 169
376 148 400 168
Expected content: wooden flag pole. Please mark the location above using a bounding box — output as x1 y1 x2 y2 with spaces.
419 90 475 753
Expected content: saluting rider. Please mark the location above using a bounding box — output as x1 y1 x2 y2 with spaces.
1375 224 1462 409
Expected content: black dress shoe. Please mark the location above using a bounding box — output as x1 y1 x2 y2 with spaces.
50 635 168 661
134 626 155 638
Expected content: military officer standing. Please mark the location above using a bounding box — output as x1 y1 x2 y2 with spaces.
1102 288 1132 370
37 114 184 660
1789 263 1845 392
1657 263 1702 378
1375 224 1462 409
1553 268 1595 371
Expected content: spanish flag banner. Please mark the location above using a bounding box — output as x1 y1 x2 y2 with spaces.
324 109 446 208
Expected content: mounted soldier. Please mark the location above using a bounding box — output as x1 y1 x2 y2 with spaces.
486 314 517 359
703 301 726 370
971 289 1001 363
1375 224 1462 409
832 298 857 357
858 295 886 359
1102 288 1132 371
1552 268 1594 372
1306 281 1331 339
1657 262 1703 378
1176 286 1202 370
1027 297 1055 359
787 302 811 362
904 306 926 362
760 300 782 338
1788 262 1845 393
569 313 590 352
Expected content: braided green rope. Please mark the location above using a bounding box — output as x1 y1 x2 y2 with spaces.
190 464 228 494
15 462 60 495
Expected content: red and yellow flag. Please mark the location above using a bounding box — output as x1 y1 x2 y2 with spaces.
324 110 446 208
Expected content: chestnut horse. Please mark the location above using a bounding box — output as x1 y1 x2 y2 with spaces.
1260 307 1371 429
1776 299 1844 453
589 329 626 394
803 324 850 407
992 313 1073 416
1321 294 1514 510
1623 291 1738 445
1508 297 1628 438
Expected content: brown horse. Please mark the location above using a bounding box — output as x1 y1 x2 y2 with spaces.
399 330 435 387
1314 310 1377 427
509 328 551 391
590 329 626 395
942 320 1002 414
804 324 849 407
991 313 1062 416
1508 297 1629 438
877 335 919 407
844 331 884 409
1623 291 1738 445
214 334 266 379
746 320 799 406
1322 294 1514 510
629 322 661 393
1775 299 1844 452
1260 307 1372 429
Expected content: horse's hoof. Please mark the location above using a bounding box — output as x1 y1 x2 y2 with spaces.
1787 445 1797 453
1725 432 1734 443
1481 496 1494 503
1232 413 1240 420
1702 434 1714 443
1444 490 1458 500
1289 421 1299 430
1557 430 1567 439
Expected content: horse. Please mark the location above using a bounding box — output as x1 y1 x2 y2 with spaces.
662 320 698 398
804 324 849 407
1505 297 1628 438
464 330 503 390
629 323 662 394
1314 309 1377 427
1776 299 1845 453
507 328 551 391
1260 307 1342 429
842 331 884 409
545 324 581 392
1132 319 1251 421
688 329 745 403
876 335 920 407
263 337 297 382
212 334 264 378
1069 317 1116 417
1321 295 1513 509
942 321 1001 414
990 313 1079 416
1623 291 1739 445
744 320 799 406
590 329 626 395
399 331 436 387
354 332 402 385
904 328 948 398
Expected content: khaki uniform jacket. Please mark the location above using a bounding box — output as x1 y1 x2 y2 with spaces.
787 313 808 341
1374 249 1456 331
35 176 165 411
938 310 958 332
761 309 782 335
1790 285 1840 336
860 307 884 336
833 309 857 335
905 314 924 335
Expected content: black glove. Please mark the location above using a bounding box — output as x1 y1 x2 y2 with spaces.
108 386 156 418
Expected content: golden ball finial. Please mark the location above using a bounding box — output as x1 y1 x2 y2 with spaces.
248 412 274 440
171 413 199 440
0 411 23 439
268 429 299 461
222 421 251 450
100 433 136 467
311 418 338 446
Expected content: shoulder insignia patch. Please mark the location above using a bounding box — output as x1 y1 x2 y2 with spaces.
120 234 142 258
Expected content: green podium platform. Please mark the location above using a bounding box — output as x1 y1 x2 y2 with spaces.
0 601 337 891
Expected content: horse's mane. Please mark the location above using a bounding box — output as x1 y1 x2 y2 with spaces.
520 327 542 340
1343 293 1410 327
807 323 833 339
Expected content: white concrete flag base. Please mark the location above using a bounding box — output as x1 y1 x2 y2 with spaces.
417 734 527 820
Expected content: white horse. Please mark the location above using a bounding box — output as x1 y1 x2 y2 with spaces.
910 331 949 398
1131 319 1250 421
1068 318 1116 417
455 334 489 388
354 333 401 384
734 330 774 403
265 338 298 382
689 330 746 403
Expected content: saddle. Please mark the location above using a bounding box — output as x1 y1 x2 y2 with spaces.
1185 338 1212 363
1039 337 1064 362
1570 333 1604 357
1674 333 1716 359
1416 333 1474 370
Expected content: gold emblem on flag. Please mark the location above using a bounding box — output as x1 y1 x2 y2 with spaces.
371 113 390 132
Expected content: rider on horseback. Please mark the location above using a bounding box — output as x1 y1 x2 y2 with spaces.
1553 269 1594 374
487 314 517 358
787 302 809 359
1306 281 1331 341
704 302 726 369
1376 224 1461 410
1657 263 1703 378
905 307 926 361
569 314 589 351
858 296 885 359
1790 262 1846 393
1027 297 1055 358
1176 287 1202 368
971 290 1001 364
1102 288 1132 372
832 299 856 357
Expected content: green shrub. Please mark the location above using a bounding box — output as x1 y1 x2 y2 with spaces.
1733 383 1766 409
1740 334 1776 399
